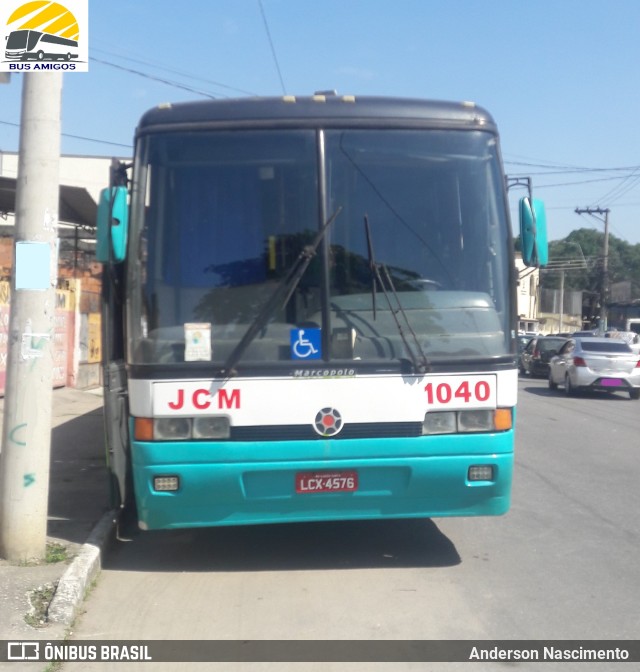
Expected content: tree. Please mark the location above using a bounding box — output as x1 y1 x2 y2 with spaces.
540 228 640 324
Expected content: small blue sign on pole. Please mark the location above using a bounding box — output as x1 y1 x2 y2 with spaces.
15 242 50 290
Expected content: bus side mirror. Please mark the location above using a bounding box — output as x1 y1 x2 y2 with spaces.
519 197 548 267
96 186 128 263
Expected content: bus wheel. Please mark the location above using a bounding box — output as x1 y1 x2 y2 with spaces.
117 492 140 541
66 52 71 60
36 51 44 60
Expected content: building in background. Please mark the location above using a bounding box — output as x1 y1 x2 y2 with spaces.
0 151 129 391
515 255 541 334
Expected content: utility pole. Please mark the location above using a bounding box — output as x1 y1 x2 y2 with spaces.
575 207 610 331
0 73 63 562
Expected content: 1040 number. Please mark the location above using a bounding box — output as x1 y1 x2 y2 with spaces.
424 380 491 405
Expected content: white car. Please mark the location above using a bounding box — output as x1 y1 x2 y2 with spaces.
548 337 640 400
606 330 640 356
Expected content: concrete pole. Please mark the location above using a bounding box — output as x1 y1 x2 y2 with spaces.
558 270 564 334
575 207 610 333
602 210 610 332
0 73 62 562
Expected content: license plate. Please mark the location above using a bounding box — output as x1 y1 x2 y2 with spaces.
601 378 622 387
295 471 358 494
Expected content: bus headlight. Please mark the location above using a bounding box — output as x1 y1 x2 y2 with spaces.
422 411 457 435
422 409 512 435
458 410 494 433
134 416 233 441
193 416 231 439
154 418 191 440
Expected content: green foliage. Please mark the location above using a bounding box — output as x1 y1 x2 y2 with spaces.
24 583 56 628
45 542 68 564
543 229 640 300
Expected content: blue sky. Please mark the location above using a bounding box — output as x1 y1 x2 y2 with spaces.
2 0 640 244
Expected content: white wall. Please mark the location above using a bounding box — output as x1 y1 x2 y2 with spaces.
0 151 130 219
515 256 540 324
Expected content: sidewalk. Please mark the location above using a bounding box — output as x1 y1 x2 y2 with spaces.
0 387 114 650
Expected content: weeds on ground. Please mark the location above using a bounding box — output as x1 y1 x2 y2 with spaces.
25 582 57 628
22 543 71 628
16 542 71 566
45 542 69 564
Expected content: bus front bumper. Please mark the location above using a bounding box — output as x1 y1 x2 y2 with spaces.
130 433 514 530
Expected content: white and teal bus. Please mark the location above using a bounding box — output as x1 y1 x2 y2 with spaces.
97 95 547 531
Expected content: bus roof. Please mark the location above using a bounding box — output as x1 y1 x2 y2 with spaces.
136 95 498 137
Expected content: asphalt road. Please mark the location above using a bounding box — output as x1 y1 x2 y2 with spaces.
60 376 640 671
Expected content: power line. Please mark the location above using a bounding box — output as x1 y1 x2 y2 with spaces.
90 57 219 99
590 167 640 207
505 160 640 174
258 0 286 95
530 174 639 189
0 119 131 149
90 47 257 97
505 158 640 198
504 153 590 169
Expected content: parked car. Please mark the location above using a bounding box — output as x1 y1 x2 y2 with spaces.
572 330 599 337
606 330 640 356
548 337 640 399
519 336 568 377
517 335 533 355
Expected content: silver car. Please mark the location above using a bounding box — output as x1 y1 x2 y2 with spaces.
548 337 640 399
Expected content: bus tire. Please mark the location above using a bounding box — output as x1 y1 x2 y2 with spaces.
115 466 140 540
629 389 640 400
117 494 140 540
36 51 44 60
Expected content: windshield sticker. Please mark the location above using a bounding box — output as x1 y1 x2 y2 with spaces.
290 327 322 360
184 323 211 361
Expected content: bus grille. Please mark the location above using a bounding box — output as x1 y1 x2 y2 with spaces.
230 422 422 441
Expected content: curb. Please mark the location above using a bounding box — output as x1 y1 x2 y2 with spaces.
48 509 118 625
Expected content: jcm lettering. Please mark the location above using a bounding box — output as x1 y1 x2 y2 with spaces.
167 388 241 411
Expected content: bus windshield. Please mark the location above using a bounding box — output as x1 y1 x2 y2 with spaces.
127 127 511 370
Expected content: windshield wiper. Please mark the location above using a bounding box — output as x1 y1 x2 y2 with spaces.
364 215 377 320
363 215 431 374
220 207 342 377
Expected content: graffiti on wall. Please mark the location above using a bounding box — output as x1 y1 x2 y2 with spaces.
0 281 101 395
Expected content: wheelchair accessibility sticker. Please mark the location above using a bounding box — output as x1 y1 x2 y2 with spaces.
290 328 322 360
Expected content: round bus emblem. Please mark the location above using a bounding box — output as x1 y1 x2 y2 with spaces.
313 407 343 437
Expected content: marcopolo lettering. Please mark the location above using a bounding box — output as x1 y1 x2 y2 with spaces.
293 369 356 378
